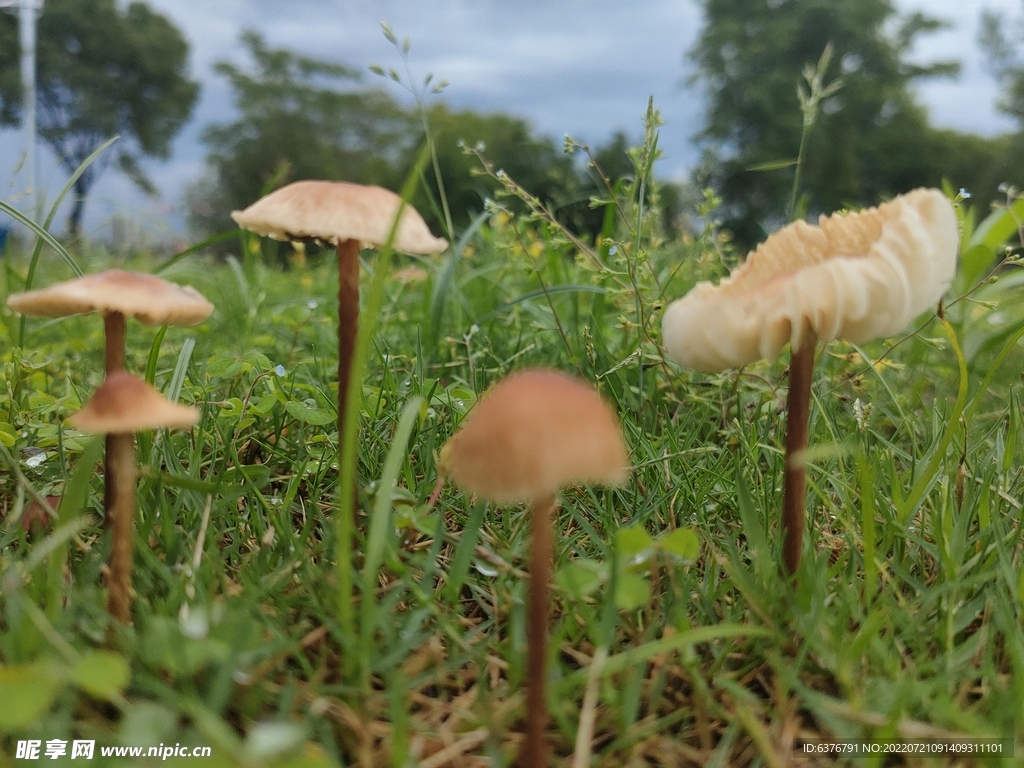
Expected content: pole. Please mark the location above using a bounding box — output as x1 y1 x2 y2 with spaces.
2 0 42 222
20 0 40 221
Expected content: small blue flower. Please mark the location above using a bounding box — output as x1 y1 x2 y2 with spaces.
275 365 286 377
960 188 971 199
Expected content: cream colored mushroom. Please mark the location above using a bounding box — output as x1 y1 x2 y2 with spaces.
662 188 958 372
69 372 199 624
662 188 958 575
437 369 629 767
231 180 447 461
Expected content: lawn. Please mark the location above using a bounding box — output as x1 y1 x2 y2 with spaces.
1 137 1023 767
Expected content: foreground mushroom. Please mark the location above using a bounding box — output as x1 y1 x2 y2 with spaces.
231 181 447 474
7 270 214 518
437 369 629 766
662 188 958 575
68 372 199 623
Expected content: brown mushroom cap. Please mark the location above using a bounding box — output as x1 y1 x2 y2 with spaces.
438 369 629 503
68 372 199 434
6 270 214 326
662 188 959 372
230 180 448 255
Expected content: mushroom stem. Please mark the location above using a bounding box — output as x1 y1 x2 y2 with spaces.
782 327 817 576
521 493 555 768
106 429 137 623
104 311 126 373
103 312 127 527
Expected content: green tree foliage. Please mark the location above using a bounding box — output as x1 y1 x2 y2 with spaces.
980 9 1024 124
188 30 414 249
689 0 959 244
192 34 661 255
976 8 1024 203
0 0 198 234
402 104 577 234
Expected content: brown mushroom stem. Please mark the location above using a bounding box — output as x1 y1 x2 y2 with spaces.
103 312 127 527
337 239 361 514
106 429 137 623
782 328 817 576
521 493 555 768
103 311 126 373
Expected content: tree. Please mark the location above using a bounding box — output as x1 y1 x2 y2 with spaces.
0 0 198 234
188 30 413 253
974 8 1024 207
689 0 958 245
399 104 578 234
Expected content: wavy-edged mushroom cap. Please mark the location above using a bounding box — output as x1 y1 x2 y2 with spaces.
7 270 214 326
231 180 448 255
662 188 959 373
438 369 629 504
68 372 199 434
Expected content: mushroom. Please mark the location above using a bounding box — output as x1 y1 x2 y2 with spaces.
662 188 958 575
437 369 629 766
68 372 199 623
7 269 214 374
230 180 448 474
6 269 214 519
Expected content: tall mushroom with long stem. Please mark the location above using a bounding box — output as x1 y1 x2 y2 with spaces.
68 372 199 623
662 188 959 576
231 180 447 479
436 369 629 767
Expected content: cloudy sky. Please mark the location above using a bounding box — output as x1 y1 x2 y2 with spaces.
0 0 1020 240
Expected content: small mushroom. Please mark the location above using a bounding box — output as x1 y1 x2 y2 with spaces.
68 372 199 623
7 270 214 520
662 188 958 575
437 369 629 766
231 180 447 469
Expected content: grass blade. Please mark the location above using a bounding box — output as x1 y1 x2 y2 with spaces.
359 394 423 690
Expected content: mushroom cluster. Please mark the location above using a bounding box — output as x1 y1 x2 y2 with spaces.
437 369 630 766
7 269 213 622
662 188 959 574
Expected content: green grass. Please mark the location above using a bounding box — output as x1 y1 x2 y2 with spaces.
1 139 1024 767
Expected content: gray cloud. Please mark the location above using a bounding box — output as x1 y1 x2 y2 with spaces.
0 0 1018 238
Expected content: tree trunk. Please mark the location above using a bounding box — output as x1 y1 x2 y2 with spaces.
66 175 89 237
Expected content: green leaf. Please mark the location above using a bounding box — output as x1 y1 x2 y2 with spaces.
746 158 799 171
284 400 334 426
615 572 650 611
960 243 996 291
206 356 247 379
736 470 772 575
968 197 1024 253
71 650 130 701
554 559 605 598
251 393 280 416
0 663 63 731
616 526 654 559
220 465 272 489
659 528 700 560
